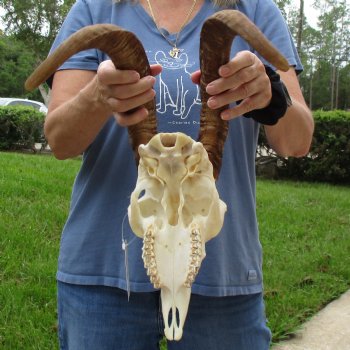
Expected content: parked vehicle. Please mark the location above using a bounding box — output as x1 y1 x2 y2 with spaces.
0 98 48 114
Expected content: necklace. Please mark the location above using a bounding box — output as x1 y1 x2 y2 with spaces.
146 0 197 58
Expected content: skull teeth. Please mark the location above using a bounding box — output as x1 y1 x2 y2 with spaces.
184 226 203 288
142 226 161 289
150 275 161 289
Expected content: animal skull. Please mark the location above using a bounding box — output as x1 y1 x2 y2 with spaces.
128 132 227 340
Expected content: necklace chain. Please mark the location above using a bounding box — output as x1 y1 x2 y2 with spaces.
146 0 197 58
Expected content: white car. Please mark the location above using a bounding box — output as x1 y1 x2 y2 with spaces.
0 98 48 114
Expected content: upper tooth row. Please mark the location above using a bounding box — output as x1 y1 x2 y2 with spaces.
184 226 203 288
142 226 161 289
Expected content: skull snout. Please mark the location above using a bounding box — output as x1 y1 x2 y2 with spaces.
165 305 182 341
161 287 191 341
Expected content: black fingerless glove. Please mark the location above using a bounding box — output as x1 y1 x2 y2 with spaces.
243 65 292 126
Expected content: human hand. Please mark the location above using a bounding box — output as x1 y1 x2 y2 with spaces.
192 51 272 120
97 60 162 126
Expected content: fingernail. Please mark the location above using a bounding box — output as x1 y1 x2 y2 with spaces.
132 72 140 80
206 83 216 94
147 76 156 84
219 66 230 76
207 98 218 108
221 111 230 120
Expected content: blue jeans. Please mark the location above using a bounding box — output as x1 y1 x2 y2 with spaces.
57 281 271 350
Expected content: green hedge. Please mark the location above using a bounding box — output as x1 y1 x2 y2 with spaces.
1 106 349 183
257 110 350 184
0 106 46 151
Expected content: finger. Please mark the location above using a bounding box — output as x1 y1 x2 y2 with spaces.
207 84 252 109
206 64 259 95
207 52 265 95
191 70 201 85
207 74 271 109
109 75 156 100
107 88 156 113
97 60 140 85
114 107 149 127
150 64 162 77
219 51 257 78
220 93 270 120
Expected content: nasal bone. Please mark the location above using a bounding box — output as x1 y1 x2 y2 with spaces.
165 305 183 341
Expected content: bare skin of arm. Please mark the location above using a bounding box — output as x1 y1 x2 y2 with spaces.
263 69 314 157
45 63 162 159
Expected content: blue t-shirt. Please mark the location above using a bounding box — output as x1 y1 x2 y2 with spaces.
53 0 302 296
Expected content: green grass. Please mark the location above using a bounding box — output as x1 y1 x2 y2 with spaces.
0 152 81 349
0 152 349 349
257 180 350 343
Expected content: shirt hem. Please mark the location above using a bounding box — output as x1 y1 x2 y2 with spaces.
56 271 263 297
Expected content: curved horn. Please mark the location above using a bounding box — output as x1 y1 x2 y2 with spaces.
25 24 157 163
199 10 290 179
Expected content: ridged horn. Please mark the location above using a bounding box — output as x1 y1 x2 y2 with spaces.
25 24 157 163
199 10 290 179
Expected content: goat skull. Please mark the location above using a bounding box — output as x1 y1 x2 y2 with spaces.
128 132 227 340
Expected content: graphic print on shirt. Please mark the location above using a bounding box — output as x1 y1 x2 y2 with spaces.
150 50 201 122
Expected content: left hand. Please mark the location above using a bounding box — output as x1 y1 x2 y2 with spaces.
191 51 272 120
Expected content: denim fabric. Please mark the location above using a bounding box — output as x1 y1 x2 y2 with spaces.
58 282 271 350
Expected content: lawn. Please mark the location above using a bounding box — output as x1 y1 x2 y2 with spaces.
0 152 349 349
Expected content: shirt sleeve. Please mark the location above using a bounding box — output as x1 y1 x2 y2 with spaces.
252 0 303 74
47 0 100 87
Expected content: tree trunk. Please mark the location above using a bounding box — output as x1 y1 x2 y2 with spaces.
297 0 304 56
309 74 313 110
330 63 336 110
335 66 340 109
38 84 51 106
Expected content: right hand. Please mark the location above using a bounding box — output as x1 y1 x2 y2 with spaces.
97 60 162 127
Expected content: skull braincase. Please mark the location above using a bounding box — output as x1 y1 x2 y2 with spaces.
128 132 227 341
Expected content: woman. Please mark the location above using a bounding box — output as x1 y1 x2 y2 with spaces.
46 0 314 349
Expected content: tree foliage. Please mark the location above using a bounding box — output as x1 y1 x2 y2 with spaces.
0 35 40 99
287 0 350 110
0 0 74 59
0 0 74 101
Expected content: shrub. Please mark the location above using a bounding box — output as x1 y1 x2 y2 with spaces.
0 106 46 151
257 110 350 184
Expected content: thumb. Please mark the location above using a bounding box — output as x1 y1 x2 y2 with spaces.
150 64 162 77
191 70 201 85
